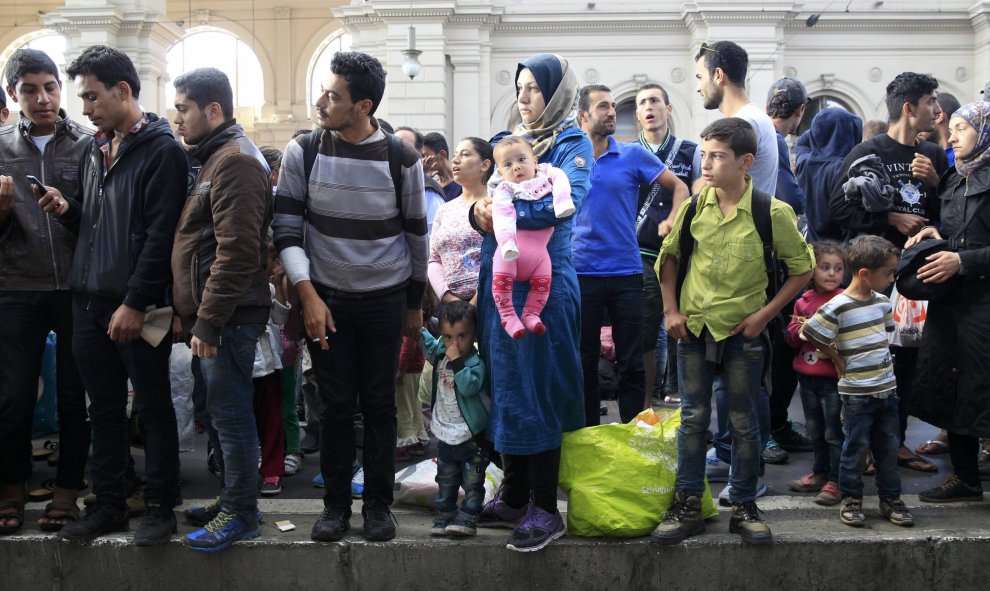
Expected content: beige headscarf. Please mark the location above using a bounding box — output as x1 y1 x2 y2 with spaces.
511 54 580 158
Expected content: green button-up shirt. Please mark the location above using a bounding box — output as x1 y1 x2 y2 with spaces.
657 177 815 342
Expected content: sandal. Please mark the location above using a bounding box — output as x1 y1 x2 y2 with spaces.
897 454 938 473
32 440 57 462
29 478 57 503
916 438 950 455
0 497 26 535
38 500 80 532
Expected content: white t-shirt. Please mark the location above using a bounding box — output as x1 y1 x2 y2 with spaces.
31 134 54 154
734 103 779 196
431 357 473 446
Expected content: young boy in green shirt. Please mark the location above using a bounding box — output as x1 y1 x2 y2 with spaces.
650 118 814 546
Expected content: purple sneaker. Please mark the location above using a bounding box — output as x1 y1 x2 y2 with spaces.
476 489 527 529
505 505 565 552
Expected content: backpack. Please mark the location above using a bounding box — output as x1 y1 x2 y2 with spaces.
675 188 789 334
301 128 406 210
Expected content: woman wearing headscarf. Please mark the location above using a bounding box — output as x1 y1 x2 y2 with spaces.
469 53 592 552
794 108 863 241
907 101 990 503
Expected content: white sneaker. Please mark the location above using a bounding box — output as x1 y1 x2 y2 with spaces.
718 479 768 507
705 447 731 483
283 454 302 476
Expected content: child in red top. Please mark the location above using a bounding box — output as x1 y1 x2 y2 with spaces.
785 241 846 506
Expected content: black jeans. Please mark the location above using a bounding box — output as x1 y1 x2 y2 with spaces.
579 274 645 425
307 288 405 509
769 301 799 434
0 291 89 488
72 295 178 510
501 448 561 513
891 346 917 446
948 431 982 487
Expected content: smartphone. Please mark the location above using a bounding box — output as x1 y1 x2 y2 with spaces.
26 175 47 198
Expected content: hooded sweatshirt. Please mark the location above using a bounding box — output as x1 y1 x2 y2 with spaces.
794 109 863 241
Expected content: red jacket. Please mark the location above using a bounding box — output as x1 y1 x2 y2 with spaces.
786 288 843 379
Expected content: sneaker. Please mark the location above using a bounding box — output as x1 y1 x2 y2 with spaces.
919 474 984 503
729 501 773 545
312 472 325 488
840 497 865 527
185 511 260 552
311 506 351 542
761 437 790 464
351 465 365 499
431 511 456 536
133 501 177 546
650 491 705 546
789 473 826 493
361 501 397 541
772 421 814 452
878 497 914 527
446 511 478 537
185 497 264 527
260 476 282 496
705 447 731 483
718 479 768 507
663 394 681 404
477 489 528 529
59 503 128 542
506 505 565 552
815 482 841 506
283 454 302 476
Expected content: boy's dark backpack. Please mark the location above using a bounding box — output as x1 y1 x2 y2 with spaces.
675 189 789 336
301 128 405 210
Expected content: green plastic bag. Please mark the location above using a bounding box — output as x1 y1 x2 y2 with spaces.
559 409 719 537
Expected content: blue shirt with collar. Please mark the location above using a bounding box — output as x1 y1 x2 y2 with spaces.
572 135 665 276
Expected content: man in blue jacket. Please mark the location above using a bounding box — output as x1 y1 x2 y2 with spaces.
39 45 189 546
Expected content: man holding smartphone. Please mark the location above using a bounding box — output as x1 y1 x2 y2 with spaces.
0 49 93 536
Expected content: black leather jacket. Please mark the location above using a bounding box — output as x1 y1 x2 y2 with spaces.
0 112 93 291
61 113 189 309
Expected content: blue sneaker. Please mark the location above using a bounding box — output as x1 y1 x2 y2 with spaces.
185 511 261 552
314 463 363 496
705 447 731 483
718 479 768 507
184 497 263 527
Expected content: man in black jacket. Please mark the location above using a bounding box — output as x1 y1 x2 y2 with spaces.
38 45 189 545
0 48 93 535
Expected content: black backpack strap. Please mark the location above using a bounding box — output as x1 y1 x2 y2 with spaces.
675 195 700 303
302 128 322 200
751 189 778 301
385 132 405 213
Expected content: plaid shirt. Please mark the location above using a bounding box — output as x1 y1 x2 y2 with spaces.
94 113 150 175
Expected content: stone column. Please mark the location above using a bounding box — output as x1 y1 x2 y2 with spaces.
43 0 180 120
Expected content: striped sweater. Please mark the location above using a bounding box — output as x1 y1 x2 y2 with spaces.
272 127 428 308
801 291 896 397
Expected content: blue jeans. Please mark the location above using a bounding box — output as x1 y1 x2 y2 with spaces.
712 379 770 476
579 274 645 425
435 440 488 515
838 393 901 499
677 332 766 503
193 324 264 523
798 375 843 483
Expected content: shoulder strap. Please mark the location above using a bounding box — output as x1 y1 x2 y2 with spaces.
302 128 321 199
675 195 700 302
752 188 784 302
385 132 405 213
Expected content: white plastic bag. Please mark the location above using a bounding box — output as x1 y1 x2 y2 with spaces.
889 286 927 348
169 344 196 452
394 458 503 509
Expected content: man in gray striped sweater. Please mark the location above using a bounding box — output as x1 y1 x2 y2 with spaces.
272 51 428 543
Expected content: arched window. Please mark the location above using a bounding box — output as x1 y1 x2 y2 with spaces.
307 32 352 106
797 95 857 136
166 27 265 119
1 31 67 118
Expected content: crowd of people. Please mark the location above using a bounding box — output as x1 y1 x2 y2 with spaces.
0 36 988 555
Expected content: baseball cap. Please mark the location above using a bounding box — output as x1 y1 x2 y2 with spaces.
766 77 809 110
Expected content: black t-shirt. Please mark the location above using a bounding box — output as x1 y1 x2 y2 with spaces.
636 134 698 257
828 134 949 247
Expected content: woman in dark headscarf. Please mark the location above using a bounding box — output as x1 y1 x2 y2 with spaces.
470 53 592 552
908 101 990 503
794 108 863 240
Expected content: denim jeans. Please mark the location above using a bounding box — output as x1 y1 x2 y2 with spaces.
712 379 770 477
193 323 264 522
677 331 766 502
307 288 405 509
72 295 178 509
798 375 844 483
435 440 488 515
0 291 89 489
579 274 645 425
838 393 901 499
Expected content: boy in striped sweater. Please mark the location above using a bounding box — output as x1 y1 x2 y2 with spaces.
802 235 914 528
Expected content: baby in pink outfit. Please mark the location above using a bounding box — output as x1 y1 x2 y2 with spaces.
491 137 574 339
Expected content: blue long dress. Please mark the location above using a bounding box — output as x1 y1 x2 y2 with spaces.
479 126 593 455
